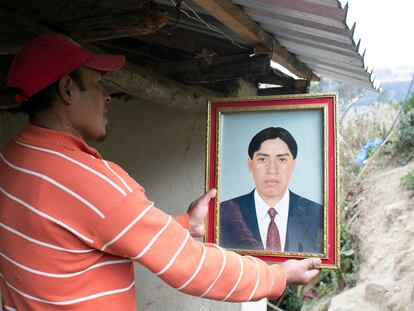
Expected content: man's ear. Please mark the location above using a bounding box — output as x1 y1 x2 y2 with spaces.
292 158 297 170
247 157 253 172
58 75 76 104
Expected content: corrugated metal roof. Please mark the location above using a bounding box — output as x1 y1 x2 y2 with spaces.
233 0 374 88
157 0 374 89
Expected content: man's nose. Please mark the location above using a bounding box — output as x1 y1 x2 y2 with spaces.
266 159 279 174
103 87 111 104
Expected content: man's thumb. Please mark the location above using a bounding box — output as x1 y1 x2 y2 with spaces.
200 189 216 203
207 188 217 198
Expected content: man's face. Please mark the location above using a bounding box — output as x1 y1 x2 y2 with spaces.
248 138 296 206
71 67 111 142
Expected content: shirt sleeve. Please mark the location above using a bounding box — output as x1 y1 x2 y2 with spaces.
173 213 189 229
91 189 286 301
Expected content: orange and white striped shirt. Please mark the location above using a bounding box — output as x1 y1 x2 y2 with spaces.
0 125 286 310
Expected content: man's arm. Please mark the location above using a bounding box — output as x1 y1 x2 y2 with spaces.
92 189 320 301
185 189 322 286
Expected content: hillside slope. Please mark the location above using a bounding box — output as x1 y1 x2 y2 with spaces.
328 161 414 310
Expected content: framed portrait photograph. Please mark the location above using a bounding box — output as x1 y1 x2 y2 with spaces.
205 93 339 269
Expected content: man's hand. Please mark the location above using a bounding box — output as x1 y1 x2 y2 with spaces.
187 189 217 237
282 258 321 285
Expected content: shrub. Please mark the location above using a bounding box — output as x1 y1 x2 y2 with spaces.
392 94 414 159
402 92 414 113
277 286 304 311
401 169 414 194
393 110 414 159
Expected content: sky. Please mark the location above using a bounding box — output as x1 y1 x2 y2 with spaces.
341 0 414 70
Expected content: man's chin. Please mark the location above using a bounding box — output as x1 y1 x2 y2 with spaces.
259 188 286 200
95 127 108 142
262 187 283 195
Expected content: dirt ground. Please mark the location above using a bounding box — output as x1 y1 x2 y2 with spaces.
323 161 414 311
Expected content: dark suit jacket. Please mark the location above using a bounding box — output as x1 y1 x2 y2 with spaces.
219 190 323 253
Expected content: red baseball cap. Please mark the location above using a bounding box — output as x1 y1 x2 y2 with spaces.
6 33 126 102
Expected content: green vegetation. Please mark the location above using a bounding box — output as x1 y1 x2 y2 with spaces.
392 95 414 159
270 79 400 311
401 170 414 194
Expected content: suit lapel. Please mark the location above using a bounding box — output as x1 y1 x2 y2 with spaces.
285 191 307 252
239 190 263 248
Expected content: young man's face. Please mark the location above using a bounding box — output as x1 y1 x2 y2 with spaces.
248 138 296 206
71 67 111 142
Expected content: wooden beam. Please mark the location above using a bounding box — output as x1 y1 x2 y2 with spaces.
258 72 308 93
191 0 314 80
150 54 270 83
57 4 170 42
139 27 248 56
258 87 304 96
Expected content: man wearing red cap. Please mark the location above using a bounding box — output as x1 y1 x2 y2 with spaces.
0 33 321 310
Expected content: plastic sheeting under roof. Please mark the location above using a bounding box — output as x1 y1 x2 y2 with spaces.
159 0 375 89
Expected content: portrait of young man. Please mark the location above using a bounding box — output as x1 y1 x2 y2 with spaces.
219 126 324 254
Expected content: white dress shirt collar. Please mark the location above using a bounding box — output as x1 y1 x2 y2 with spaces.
254 189 290 251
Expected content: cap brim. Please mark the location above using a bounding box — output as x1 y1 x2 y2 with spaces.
83 53 126 72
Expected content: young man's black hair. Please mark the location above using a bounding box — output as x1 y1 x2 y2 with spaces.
248 127 298 159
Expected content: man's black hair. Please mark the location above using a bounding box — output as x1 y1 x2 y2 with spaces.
7 69 85 119
248 127 297 159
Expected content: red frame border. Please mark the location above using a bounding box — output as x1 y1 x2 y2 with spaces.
206 94 339 268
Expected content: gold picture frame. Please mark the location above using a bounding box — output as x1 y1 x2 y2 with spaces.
205 93 340 269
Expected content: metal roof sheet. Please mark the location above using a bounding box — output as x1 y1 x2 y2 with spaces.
158 0 374 89
233 0 374 88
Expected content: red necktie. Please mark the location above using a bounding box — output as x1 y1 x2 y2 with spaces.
266 207 281 251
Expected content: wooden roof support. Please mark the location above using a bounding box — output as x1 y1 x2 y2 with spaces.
150 54 271 84
191 0 318 80
258 86 305 96
140 28 247 56
259 72 308 91
57 4 170 42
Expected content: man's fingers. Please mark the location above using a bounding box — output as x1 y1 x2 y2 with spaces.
303 257 321 269
309 258 322 268
187 189 217 237
197 188 217 205
205 188 217 199
303 258 321 282
305 269 320 282
283 258 322 285
189 189 216 210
